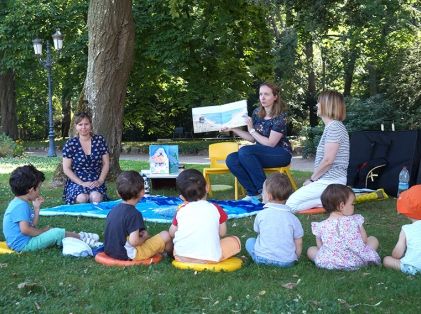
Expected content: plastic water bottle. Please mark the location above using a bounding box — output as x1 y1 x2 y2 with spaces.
141 173 151 196
397 166 410 197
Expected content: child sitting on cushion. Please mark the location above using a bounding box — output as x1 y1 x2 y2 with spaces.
169 169 241 263
245 173 303 267
104 171 173 260
383 185 421 275
3 165 99 252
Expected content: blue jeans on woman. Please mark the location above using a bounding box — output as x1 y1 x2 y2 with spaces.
226 144 292 196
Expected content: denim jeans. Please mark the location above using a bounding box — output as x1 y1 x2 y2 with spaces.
226 144 292 196
245 238 294 268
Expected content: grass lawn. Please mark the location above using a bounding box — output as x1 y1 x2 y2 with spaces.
0 156 420 313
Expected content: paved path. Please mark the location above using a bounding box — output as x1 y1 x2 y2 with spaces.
26 151 314 172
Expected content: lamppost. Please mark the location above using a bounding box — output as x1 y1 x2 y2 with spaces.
32 29 63 157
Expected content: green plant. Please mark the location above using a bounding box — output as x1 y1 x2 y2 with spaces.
0 133 24 157
344 95 404 132
300 125 324 158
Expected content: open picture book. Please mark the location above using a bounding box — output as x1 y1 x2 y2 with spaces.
192 100 248 133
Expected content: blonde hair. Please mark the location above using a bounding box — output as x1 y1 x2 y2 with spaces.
258 82 287 119
318 90 346 121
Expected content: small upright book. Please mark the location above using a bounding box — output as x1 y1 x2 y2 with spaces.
192 100 248 133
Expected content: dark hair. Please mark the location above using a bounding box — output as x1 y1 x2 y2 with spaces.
264 173 293 202
321 184 354 213
257 82 287 119
116 171 144 201
73 112 92 125
176 169 206 202
9 164 45 196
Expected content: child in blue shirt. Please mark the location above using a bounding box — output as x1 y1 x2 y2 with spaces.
3 165 99 252
246 173 303 267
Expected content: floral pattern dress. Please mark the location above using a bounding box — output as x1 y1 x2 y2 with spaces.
62 135 109 204
311 214 381 270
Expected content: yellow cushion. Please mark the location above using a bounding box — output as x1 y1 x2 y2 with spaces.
172 257 243 272
0 241 15 254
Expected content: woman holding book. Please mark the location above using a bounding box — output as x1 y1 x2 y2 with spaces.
222 82 292 203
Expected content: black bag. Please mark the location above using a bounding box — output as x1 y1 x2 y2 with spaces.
354 158 388 189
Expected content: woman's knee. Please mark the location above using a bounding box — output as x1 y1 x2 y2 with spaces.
76 194 90 203
226 152 239 168
90 192 103 203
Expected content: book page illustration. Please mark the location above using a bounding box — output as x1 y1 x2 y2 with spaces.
192 100 248 133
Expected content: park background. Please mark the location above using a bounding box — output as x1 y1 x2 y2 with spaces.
0 0 420 313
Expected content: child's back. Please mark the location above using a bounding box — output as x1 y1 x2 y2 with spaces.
172 199 226 262
308 184 380 270
253 203 303 262
104 202 144 260
169 169 241 263
400 220 421 269
311 214 380 270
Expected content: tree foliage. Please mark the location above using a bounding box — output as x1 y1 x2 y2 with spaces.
0 0 419 141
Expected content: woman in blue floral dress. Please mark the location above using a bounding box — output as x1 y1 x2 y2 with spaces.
62 112 110 204
223 83 292 203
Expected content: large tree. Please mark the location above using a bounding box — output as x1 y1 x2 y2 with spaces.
82 0 135 176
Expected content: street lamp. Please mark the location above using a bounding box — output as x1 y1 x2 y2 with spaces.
32 29 63 157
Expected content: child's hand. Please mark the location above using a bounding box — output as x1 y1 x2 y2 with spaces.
139 230 149 239
32 196 45 209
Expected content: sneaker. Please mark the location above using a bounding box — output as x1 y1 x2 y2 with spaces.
79 232 100 242
241 195 261 204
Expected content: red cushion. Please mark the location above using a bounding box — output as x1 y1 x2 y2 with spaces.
297 207 326 215
95 252 162 267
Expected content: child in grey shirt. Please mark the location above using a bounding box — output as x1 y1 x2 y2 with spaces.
246 173 303 267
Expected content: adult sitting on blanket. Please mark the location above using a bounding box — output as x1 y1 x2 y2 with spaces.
286 90 349 212
221 82 292 203
62 112 110 204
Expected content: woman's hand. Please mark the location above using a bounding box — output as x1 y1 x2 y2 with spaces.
245 116 253 131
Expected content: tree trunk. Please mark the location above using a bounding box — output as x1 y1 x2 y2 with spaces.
367 63 377 96
304 40 317 127
0 69 18 139
84 0 135 178
61 92 71 139
343 44 358 97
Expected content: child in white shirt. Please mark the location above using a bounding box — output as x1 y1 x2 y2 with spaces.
169 169 241 263
383 185 421 275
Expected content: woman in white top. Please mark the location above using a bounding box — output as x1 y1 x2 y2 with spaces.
286 90 349 212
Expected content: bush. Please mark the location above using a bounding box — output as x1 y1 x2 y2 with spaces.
0 133 24 157
300 125 324 159
344 95 404 132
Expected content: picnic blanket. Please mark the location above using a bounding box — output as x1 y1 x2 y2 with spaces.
40 195 264 223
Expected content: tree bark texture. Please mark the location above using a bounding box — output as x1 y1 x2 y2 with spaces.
304 40 317 127
0 69 18 139
84 0 135 178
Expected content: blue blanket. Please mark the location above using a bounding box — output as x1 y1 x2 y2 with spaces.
40 196 264 223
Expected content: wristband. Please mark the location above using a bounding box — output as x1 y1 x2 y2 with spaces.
250 128 256 134
310 178 315 182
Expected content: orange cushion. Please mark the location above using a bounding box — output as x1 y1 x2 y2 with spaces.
297 207 326 215
95 252 162 267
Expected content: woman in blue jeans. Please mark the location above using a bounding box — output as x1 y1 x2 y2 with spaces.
222 82 292 203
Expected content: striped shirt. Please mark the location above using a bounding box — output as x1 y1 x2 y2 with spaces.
315 120 349 181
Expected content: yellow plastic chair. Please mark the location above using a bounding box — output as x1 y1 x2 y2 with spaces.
203 142 240 199
237 165 298 199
